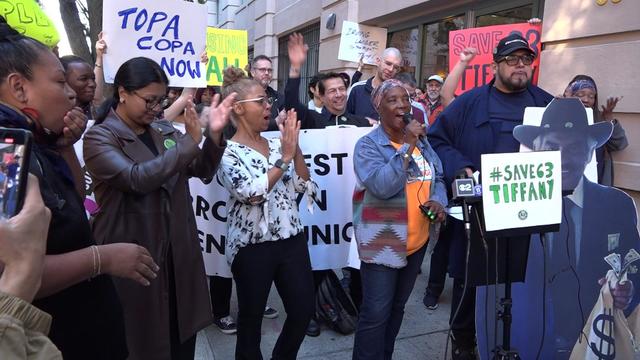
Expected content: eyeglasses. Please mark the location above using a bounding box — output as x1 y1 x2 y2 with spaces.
497 54 535 66
236 96 274 106
132 92 167 110
254 67 273 74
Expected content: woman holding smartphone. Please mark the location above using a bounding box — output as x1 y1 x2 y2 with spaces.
0 17 158 360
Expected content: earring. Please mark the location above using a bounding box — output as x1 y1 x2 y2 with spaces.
119 98 125 103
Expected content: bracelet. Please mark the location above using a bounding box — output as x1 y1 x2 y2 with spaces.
90 245 101 278
95 245 101 277
95 63 102 68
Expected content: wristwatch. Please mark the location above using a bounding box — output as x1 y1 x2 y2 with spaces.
274 159 290 172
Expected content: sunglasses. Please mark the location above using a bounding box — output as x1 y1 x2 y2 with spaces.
236 96 275 106
497 54 535 66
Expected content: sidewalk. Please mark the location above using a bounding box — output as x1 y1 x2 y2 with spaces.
195 256 453 359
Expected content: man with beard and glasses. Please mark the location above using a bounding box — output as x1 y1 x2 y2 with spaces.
427 33 553 360
424 74 444 126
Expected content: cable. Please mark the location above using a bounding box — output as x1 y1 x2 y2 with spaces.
473 208 491 360
494 236 499 358
563 205 588 342
443 209 472 360
536 233 547 360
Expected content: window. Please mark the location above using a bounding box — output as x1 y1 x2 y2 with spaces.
277 23 320 105
475 5 533 28
420 15 465 88
388 28 420 74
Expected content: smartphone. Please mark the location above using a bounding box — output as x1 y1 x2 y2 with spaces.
0 128 32 219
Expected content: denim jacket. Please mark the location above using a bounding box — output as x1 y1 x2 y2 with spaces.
352 125 447 268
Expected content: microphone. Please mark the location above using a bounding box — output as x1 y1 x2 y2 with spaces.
452 170 474 237
451 170 476 203
403 112 427 143
402 112 412 125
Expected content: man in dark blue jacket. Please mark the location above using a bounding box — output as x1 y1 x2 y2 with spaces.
427 33 553 359
346 47 402 121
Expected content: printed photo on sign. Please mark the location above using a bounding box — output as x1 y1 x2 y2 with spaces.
476 98 640 360
518 99 599 190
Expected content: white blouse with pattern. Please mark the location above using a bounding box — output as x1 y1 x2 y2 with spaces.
217 138 318 265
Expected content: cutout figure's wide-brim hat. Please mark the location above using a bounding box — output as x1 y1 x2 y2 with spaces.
513 98 613 150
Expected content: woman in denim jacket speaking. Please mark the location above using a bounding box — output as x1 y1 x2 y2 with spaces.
351 79 447 360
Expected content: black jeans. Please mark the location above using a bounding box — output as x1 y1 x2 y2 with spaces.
232 233 314 360
450 277 476 349
425 217 453 297
209 275 232 319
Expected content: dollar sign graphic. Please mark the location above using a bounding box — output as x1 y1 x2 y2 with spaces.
589 308 616 360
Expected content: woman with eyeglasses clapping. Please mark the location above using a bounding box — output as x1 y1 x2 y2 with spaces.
217 66 318 360
84 57 236 360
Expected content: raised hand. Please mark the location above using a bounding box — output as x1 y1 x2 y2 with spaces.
184 96 203 144
278 109 300 163
460 47 478 64
200 50 209 64
287 33 308 68
207 92 237 140
601 96 621 121
275 109 287 129
100 243 159 287
56 107 88 148
95 32 107 58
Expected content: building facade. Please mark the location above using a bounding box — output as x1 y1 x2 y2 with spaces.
207 0 640 216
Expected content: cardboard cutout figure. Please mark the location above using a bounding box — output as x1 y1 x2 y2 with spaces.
476 98 640 359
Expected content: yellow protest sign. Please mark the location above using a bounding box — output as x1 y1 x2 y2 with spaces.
206 27 248 86
1 0 60 48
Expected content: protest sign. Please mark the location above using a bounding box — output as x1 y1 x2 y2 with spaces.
206 27 248 86
338 21 387 65
481 151 562 232
389 29 419 69
102 0 207 87
192 127 368 276
1 0 60 47
448 23 542 95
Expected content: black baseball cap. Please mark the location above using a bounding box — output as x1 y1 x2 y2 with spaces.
493 33 535 61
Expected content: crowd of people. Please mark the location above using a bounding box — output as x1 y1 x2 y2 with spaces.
0 11 635 360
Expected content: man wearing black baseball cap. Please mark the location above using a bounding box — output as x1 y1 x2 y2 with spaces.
427 32 553 359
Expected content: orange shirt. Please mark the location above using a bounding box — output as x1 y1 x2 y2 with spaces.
391 142 432 255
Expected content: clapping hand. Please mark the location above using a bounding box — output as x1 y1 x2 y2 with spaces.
207 92 237 143
278 109 300 163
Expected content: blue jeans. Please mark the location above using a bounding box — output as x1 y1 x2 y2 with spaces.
352 244 427 360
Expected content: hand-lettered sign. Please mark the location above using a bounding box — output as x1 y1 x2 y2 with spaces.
102 0 207 87
338 21 387 65
206 27 248 86
448 23 542 95
1 0 60 48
